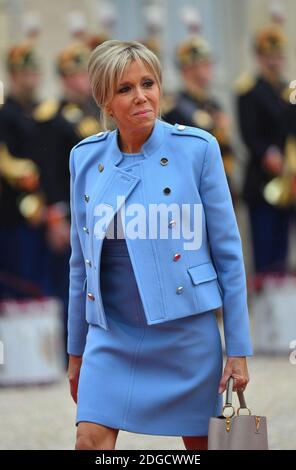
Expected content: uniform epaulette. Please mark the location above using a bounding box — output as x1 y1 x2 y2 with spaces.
74 131 109 148
171 123 212 142
234 73 256 95
281 84 293 103
33 98 59 122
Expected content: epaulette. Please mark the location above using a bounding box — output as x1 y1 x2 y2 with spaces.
61 103 82 123
74 131 109 148
33 98 59 122
234 73 256 95
281 84 293 103
171 123 212 142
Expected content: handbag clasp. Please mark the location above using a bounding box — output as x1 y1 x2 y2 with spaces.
222 404 235 418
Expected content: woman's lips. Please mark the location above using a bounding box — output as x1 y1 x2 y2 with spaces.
134 110 152 116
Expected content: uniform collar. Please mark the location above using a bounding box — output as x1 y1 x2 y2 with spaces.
110 118 164 166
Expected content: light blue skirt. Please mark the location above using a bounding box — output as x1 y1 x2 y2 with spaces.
76 237 223 436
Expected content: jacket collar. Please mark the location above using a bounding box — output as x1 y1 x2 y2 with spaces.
110 118 164 166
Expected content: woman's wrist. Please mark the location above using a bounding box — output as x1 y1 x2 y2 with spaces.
69 354 82 360
226 356 246 359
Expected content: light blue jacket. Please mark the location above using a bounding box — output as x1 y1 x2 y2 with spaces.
68 118 253 357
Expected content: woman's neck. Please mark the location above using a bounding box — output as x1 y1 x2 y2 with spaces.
118 125 154 153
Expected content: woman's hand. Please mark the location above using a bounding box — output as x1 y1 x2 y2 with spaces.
218 357 249 394
68 354 83 403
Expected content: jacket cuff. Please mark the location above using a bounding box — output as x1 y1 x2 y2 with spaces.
225 341 253 357
67 338 87 356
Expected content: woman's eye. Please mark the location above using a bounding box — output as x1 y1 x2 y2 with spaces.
143 80 154 88
118 86 130 93
118 81 154 93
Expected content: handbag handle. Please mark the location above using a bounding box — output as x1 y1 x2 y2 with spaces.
223 376 251 417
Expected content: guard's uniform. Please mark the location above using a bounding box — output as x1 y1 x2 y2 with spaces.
236 26 292 273
237 75 290 205
33 96 101 208
163 35 235 194
164 91 234 187
33 43 101 207
32 43 101 354
0 43 50 298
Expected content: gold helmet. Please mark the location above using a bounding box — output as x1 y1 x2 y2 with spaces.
176 35 212 68
6 41 40 72
56 42 91 75
254 25 287 55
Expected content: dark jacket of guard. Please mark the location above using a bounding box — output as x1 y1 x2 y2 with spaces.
32 97 101 209
163 91 234 188
0 95 39 226
237 76 290 206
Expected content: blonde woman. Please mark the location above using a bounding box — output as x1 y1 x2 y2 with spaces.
67 40 252 450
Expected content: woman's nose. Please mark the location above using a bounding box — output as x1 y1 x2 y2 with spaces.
134 87 147 103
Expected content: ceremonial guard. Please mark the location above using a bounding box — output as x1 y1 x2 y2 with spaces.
236 26 292 274
33 42 101 208
32 42 101 353
0 42 49 298
163 36 235 194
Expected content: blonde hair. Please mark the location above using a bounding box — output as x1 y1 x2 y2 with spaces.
88 40 162 129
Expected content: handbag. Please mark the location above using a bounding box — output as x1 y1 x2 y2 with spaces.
208 377 268 450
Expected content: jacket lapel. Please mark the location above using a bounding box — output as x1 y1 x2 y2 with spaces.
89 118 165 238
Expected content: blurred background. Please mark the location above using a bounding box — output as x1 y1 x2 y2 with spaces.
0 0 296 450
0 0 295 107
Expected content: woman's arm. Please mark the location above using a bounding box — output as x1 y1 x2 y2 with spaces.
199 136 253 358
67 148 88 357
68 354 83 403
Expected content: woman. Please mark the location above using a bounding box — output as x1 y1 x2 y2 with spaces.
67 40 252 450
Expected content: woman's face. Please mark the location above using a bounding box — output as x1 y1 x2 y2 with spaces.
105 60 160 133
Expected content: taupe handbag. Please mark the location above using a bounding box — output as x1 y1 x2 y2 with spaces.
208 377 268 450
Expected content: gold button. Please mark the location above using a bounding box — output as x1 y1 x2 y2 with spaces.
87 293 95 301
98 163 104 172
160 157 168 166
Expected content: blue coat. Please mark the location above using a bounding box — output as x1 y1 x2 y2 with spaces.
67 118 253 357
